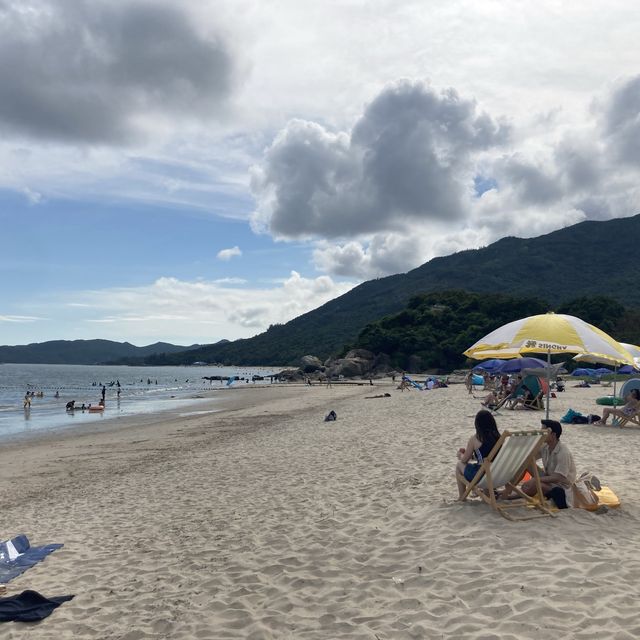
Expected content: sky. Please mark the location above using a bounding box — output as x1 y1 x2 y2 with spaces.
2 1 640 347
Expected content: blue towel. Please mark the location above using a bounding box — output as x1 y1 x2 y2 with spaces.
0 535 63 584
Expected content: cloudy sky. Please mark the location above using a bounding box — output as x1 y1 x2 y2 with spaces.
2 0 640 346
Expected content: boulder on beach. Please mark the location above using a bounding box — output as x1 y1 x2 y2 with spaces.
300 355 323 373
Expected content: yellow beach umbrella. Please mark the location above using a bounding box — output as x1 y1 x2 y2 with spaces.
464 312 635 418
620 343 640 369
464 312 634 365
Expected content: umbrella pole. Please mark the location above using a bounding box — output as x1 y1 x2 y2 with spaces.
613 364 617 402
546 349 551 420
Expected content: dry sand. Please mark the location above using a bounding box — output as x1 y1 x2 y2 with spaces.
1 380 639 639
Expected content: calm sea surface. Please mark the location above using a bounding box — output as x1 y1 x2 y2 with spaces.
0 363 280 442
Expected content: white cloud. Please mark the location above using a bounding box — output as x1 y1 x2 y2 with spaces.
20 187 43 204
59 273 355 343
250 72 640 280
251 80 508 240
216 246 242 261
0 315 43 322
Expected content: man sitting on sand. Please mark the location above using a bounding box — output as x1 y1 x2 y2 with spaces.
503 419 576 509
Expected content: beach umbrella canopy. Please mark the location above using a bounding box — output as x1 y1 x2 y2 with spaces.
618 365 639 374
574 340 640 397
464 312 635 418
464 313 634 365
472 359 506 373
620 343 640 370
496 357 548 373
572 368 596 376
620 343 640 358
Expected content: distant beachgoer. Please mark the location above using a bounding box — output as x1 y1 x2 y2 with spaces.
465 371 473 395
23 393 31 409
66 400 75 411
81 403 86 410
101 386 106 402
54 390 60 398
98 399 105 407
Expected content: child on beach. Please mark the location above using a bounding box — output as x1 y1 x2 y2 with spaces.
455 409 501 500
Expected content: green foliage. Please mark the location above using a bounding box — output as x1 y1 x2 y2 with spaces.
557 296 625 335
354 291 550 371
352 290 638 372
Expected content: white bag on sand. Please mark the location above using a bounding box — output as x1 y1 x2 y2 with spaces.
572 472 600 509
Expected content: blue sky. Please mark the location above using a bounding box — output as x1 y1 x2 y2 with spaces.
2 1 640 346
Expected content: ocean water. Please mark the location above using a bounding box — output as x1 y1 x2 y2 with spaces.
0 363 280 441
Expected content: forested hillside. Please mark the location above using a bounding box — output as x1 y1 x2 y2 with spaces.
353 291 640 372
0 340 198 365
111 214 640 366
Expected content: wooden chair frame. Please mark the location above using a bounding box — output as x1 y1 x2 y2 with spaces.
457 429 555 521
612 410 640 428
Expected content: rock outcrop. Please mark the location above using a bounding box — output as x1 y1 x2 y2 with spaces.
300 355 323 373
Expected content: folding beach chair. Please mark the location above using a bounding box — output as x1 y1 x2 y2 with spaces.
503 375 547 411
613 410 640 428
457 429 554 521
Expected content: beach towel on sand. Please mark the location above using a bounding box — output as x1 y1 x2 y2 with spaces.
0 590 74 622
0 535 63 584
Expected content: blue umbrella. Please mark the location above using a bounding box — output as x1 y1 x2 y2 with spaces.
618 365 638 374
572 368 596 376
472 359 505 373
594 367 613 375
496 357 548 373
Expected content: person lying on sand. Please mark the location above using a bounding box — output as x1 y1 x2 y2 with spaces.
455 410 501 500
365 393 391 399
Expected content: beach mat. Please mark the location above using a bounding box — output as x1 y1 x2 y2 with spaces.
0 535 63 584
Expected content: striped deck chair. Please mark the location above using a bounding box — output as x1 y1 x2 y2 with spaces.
457 429 554 521
504 375 548 411
613 409 640 428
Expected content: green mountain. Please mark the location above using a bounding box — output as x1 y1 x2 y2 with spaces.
0 339 199 365
136 214 640 366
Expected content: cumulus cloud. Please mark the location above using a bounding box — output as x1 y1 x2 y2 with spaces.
217 246 242 261
266 74 640 280
313 234 427 279
0 314 43 322
251 80 509 239
601 75 640 167
0 0 236 144
63 273 355 343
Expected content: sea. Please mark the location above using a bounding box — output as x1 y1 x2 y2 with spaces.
0 363 281 442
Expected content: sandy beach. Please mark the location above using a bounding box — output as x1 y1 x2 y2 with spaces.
1 380 639 639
